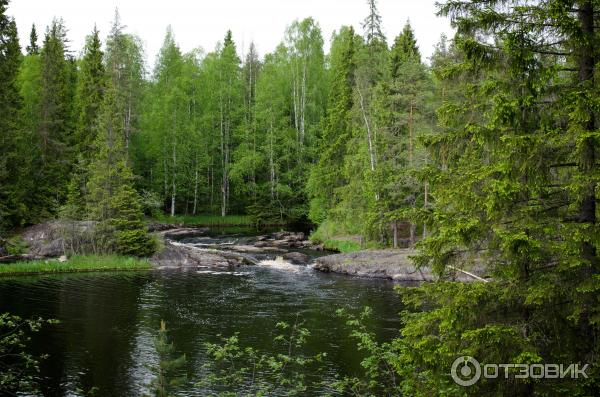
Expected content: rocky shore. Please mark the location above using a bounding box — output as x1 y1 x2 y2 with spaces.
3 221 488 283
313 249 489 282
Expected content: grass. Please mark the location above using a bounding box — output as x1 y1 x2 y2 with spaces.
322 239 362 253
154 214 256 227
310 220 363 253
0 255 152 276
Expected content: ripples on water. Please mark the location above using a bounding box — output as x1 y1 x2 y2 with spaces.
0 254 402 396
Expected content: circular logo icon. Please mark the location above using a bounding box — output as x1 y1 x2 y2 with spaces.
451 356 481 386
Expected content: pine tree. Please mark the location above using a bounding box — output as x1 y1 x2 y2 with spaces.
0 0 24 231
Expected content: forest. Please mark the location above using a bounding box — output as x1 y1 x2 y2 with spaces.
0 0 439 251
1 0 599 395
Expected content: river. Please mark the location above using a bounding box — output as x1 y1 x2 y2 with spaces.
0 229 403 396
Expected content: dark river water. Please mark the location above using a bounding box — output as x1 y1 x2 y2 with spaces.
0 232 403 396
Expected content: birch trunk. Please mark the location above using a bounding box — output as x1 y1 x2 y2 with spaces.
423 181 429 239
193 163 198 215
408 103 414 167
299 59 307 145
357 87 376 173
170 111 177 218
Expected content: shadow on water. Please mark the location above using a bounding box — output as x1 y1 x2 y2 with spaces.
0 258 403 395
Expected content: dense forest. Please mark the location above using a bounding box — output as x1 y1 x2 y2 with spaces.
0 0 438 248
1 0 599 394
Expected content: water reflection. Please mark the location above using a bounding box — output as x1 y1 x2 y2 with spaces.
0 266 402 396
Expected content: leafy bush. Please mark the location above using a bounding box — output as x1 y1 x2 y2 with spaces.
198 316 327 396
0 313 58 394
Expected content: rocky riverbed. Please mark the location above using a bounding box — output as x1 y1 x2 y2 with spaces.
4 221 488 283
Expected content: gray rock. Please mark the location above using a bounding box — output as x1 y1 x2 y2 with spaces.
21 221 97 258
313 249 488 282
151 241 259 269
162 227 210 239
282 252 310 264
147 223 182 232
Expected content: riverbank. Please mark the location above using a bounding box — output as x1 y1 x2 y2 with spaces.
313 249 489 282
0 255 152 276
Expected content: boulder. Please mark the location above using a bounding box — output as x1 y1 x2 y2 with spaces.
151 241 259 269
162 227 209 239
282 252 310 264
313 249 488 282
21 221 97 258
147 223 182 232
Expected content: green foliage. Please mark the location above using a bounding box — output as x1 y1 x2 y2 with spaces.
390 22 421 77
147 320 187 397
4 235 28 255
0 1 24 232
85 82 154 256
154 213 254 227
332 307 405 396
307 26 358 224
199 316 326 396
74 26 105 157
109 183 156 257
0 313 58 394
31 18 77 218
26 23 39 55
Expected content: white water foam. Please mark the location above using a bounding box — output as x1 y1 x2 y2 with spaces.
196 270 246 276
258 256 301 273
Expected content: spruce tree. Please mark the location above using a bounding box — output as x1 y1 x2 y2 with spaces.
0 0 24 231
62 27 106 219
26 24 38 55
390 21 420 78
307 26 357 224
86 83 154 256
401 1 600 395
75 26 105 156
30 18 76 219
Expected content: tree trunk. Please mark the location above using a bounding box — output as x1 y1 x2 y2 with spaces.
409 222 416 247
193 165 198 216
392 221 398 248
269 119 275 200
357 87 376 173
299 58 307 145
423 181 429 239
170 125 176 218
408 103 414 167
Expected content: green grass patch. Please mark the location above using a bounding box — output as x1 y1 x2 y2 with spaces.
322 239 362 253
154 214 256 227
310 220 363 253
0 255 152 276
